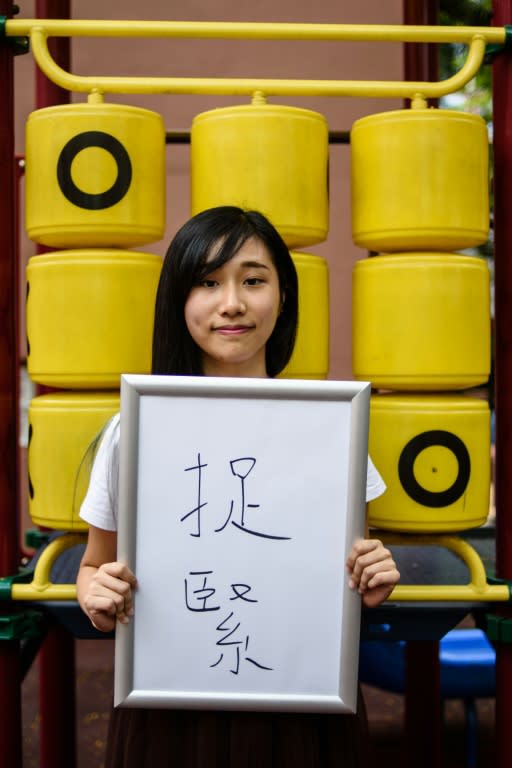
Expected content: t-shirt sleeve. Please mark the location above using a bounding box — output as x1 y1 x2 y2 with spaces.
366 454 386 503
79 414 120 531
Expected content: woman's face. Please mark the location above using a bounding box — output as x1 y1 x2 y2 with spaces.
184 237 282 378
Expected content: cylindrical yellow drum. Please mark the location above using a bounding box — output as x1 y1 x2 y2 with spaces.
281 252 329 379
352 253 490 390
28 392 120 530
367 394 490 532
26 250 162 388
351 109 489 251
191 104 329 248
25 103 166 248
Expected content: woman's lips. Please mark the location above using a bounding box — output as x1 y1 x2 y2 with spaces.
214 325 253 335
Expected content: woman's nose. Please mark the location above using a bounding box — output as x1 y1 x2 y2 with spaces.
219 284 245 314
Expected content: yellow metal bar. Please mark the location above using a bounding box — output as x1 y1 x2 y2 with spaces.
388 584 509 601
11 583 77 600
10 533 85 601
383 534 510 603
4 18 506 44
25 24 487 100
7 529 509 603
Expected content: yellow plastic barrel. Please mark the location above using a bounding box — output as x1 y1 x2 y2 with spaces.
352 253 490 390
367 394 490 532
28 392 119 530
26 250 162 388
351 109 489 252
191 104 329 249
25 102 166 248
281 252 329 379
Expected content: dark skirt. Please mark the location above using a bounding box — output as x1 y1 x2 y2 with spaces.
105 689 369 768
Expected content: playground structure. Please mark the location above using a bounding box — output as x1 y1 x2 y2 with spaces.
2 3 512 767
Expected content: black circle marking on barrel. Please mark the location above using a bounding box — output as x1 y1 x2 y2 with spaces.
26 281 30 357
28 423 34 500
398 429 470 507
57 130 132 209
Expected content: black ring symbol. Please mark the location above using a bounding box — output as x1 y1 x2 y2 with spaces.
398 430 471 508
28 423 34 500
57 130 132 210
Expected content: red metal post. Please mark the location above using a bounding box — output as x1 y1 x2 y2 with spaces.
404 642 442 768
39 624 77 768
33 3 77 768
403 0 439 101
0 2 23 767
492 3 512 767
35 0 70 109
401 4 442 767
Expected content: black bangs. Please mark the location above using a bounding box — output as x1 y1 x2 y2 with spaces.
197 229 251 281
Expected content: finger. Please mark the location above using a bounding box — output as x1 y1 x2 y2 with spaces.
366 568 400 591
357 557 398 592
349 562 396 595
90 573 132 604
85 598 120 633
90 608 118 632
351 543 392 570
90 583 133 619
115 594 135 623
346 539 381 570
362 582 397 608
100 562 137 587
88 579 134 619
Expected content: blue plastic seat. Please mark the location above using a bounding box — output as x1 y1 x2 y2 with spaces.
359 628 495 768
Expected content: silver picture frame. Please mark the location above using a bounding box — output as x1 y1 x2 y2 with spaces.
114 374 370 713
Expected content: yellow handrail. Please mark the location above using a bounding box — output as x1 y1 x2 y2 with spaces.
382 534 510 603
10 533 86 601
6 531 509 603
4 19 500 102
4 19 506 43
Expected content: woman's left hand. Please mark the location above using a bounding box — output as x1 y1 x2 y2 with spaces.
346 538 400 608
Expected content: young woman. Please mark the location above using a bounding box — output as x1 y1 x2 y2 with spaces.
77 206 399 767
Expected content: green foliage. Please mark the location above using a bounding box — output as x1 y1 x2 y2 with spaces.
440 0 492 26
439 0 492 122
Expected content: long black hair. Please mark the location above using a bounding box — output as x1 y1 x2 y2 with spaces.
152 206 298 377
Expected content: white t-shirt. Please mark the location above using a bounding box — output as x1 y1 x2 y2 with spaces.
79 413 386 531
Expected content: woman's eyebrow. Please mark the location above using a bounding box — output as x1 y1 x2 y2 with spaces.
240 260 270 270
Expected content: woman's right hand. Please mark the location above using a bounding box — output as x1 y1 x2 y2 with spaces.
81 561 137 633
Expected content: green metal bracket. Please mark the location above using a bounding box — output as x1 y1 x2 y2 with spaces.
0 568 34 601
0 609 43 640
0 13 29 56
483 574 512 602
486 574 512 640
25 528 51 550
0 529 52 600
486 573 512 597
484 24 512 64
486 613 512 644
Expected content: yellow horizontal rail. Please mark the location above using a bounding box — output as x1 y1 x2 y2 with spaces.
4 19 500 101
383 533 510 603
7 530 509 605
10 533 85 601
5 19 506 43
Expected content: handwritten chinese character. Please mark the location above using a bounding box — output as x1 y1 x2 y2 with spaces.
209 611 273 675
181 453 207 537
184 570 220 612
216 457 291 541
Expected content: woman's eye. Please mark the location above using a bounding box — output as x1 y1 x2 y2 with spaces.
200 279 217 288
245 277 264 286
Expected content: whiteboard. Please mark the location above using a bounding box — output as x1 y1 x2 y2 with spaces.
114 374 370 714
